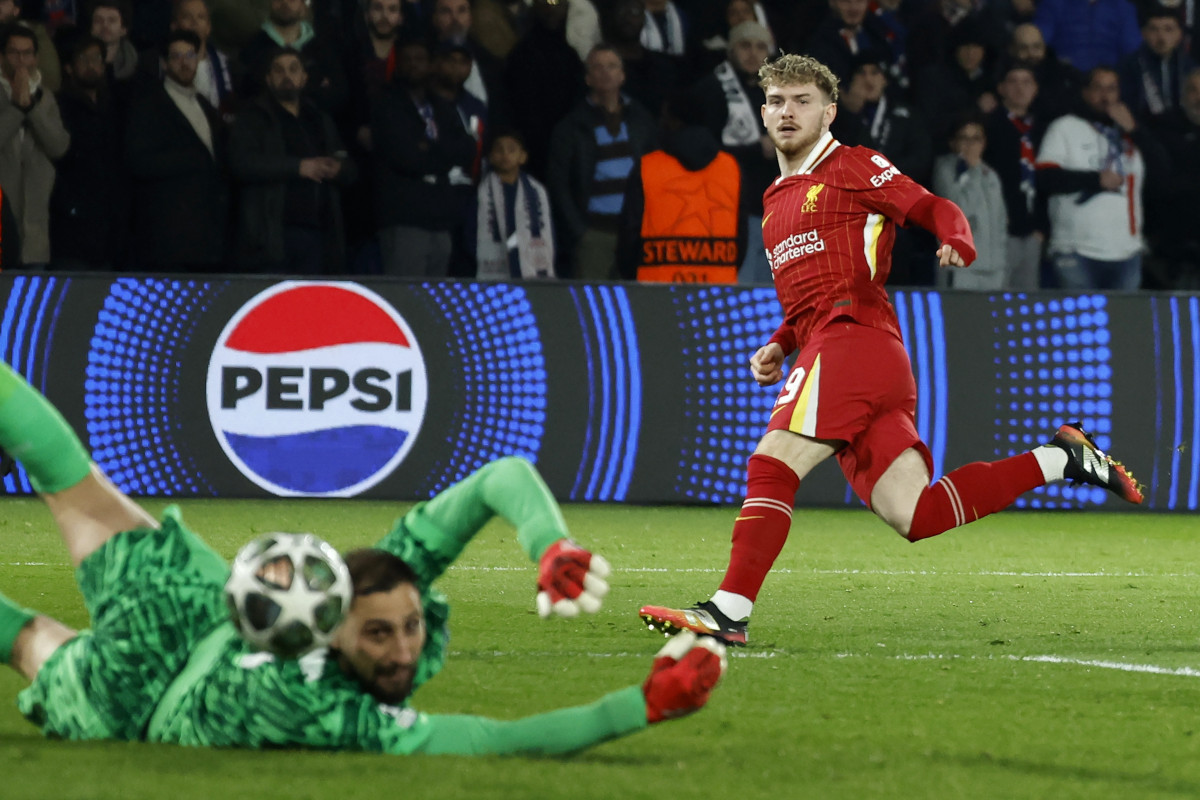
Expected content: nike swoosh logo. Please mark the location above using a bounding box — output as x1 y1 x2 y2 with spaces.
762 212 773 227
735 515 765 522
770 405 788 418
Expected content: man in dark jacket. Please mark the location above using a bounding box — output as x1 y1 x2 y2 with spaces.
229 47 356 275
372 35 475 277
51 32 128 270
239 0 348 120
125 29 226 272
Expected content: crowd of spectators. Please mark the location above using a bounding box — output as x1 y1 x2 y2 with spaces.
0 0 1196 289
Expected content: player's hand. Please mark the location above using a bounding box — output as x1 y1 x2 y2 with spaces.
642 631 728 723
535 539 611 619
936 241 976 268
750 342 785 386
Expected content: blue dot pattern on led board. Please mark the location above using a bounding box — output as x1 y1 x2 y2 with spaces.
418 282 546 497
0 275 70 495
990 294 1113 508
86 278 223 495
675 286 780 503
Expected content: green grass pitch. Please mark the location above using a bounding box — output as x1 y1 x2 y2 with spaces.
1 498 1199 800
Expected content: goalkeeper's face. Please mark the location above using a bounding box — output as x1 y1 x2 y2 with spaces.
331 582 426 704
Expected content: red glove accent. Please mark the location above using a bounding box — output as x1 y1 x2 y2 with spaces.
536 539 611 618
642 631 728 724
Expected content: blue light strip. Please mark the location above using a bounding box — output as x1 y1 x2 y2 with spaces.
598 287 625 500
39 278 70 393
894 290 911 362
929 292 948 480
570 287 598 498
11 276 41 383
1170 296 1182 509
0 275 23 364
1150 298 1164 506
27 277 56 386
911 292 932 448
1190 296 1199 509
615 288 640 500
584 286 613 500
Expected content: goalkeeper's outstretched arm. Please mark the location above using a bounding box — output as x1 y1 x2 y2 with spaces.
378 633 727 756
375 457 609 617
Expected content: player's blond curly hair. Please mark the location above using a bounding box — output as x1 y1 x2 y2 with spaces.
758 54 840 104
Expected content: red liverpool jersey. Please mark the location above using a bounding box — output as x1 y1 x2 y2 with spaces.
762 133 931 351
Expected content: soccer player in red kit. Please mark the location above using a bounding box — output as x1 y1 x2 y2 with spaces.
639 54 1144 646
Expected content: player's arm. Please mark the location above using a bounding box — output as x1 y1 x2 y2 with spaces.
905 193 977 268
374 457 610 617
374 633 727 756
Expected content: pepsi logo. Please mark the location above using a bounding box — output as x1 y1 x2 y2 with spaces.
206 282 428 497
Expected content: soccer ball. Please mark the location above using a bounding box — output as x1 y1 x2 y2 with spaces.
224 532 353 659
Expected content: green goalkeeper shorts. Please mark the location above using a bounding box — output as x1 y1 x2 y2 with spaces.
17 506 230 741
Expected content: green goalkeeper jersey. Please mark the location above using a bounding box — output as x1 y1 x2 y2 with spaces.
19 458 650 755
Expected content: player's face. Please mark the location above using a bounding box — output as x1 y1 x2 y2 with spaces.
334 583 426 705
761 82 836 157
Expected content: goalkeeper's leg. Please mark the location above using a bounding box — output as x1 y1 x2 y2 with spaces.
0 361 156 567
0 589 75 681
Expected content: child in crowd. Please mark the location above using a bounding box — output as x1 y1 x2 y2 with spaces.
470 128 555 280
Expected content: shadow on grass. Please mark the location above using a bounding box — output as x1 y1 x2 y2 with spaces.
934 750 1200 795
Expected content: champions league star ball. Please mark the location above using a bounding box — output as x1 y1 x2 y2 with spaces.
224 533 353 659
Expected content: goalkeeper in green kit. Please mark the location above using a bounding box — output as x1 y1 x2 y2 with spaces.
0 361 727 755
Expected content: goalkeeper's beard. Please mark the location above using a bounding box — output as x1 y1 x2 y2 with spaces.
333 650 416 704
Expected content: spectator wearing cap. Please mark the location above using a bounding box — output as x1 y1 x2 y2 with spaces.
832 49 931 183
913 19 999 151
983 59 1050 290
801 0 904 88
1118 5 1196 124
429 0 507 125
692 19 777 283
1034 0 1141 72
831 47 936 284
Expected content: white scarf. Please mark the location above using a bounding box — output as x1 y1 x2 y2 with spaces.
476 172 555 280
165 76 214 157
714 61 760 146
640 3 685 56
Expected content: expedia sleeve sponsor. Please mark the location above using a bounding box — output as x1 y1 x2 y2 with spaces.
636 151 741 284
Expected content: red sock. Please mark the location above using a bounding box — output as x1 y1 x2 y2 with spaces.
908 452 1045 541
718 454 799 601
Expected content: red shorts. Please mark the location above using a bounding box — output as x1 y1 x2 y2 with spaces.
765 321 932 506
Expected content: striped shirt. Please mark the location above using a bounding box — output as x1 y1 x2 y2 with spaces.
586 108 635 231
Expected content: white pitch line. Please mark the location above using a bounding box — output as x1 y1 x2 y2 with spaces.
449 650 777 659
836 651 1200 678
